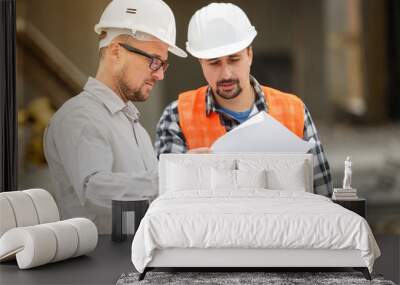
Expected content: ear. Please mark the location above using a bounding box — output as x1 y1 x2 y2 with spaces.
247 46 253 66
107 41 122 61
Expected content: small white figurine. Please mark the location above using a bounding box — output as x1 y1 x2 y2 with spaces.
343 156 352 189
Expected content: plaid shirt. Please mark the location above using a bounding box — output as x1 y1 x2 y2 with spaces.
155 76 333 196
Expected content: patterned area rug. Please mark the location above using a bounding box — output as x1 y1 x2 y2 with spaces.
116 271 396 285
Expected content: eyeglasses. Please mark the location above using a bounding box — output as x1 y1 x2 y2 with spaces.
119 43 169 72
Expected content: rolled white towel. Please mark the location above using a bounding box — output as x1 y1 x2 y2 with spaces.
0 189 60 239
0 225 57 268
0 196 17 237
0 218 98 269
42 221 79 262
64 218 98 257
0 191 39 227
23 189 60 224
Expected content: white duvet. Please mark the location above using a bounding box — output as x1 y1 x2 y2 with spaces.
131 190 380 273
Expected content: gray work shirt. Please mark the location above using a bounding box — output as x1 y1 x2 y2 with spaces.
44 77 158 233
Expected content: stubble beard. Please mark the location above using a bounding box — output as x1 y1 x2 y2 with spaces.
116 67 148 102
118 78 148 102
215 79 242 100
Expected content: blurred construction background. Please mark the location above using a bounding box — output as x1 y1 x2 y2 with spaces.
16 0 400 234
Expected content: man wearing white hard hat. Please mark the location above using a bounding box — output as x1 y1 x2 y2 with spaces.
155 3 333 196
44 0 186 233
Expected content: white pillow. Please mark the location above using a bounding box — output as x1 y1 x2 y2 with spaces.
167 162 211 191
211 168 268 191
236 169 268 189
238 159 309 192
211 168 236 190
267 166 307 191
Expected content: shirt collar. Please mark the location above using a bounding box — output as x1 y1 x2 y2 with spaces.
83 77 140 119
123 101 141 122
205 75 268 116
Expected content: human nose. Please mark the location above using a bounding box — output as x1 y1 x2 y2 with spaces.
219 63 233 80
152 67 165 81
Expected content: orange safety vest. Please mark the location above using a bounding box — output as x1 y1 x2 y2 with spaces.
178 86 305 150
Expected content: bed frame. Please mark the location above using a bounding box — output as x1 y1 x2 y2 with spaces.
139 248 371 280
138 154 372 281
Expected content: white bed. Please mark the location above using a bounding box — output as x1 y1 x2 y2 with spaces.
131 154 380 280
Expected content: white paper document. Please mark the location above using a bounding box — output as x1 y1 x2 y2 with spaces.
211 111 315 153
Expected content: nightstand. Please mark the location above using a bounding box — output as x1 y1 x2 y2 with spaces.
332 198 366 218
112 197 150 242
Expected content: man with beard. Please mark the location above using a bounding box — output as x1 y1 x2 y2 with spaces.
155 3 332 196
44 0 186 233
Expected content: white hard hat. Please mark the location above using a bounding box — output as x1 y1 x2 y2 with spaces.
186 3 257 59
95 0 187 58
